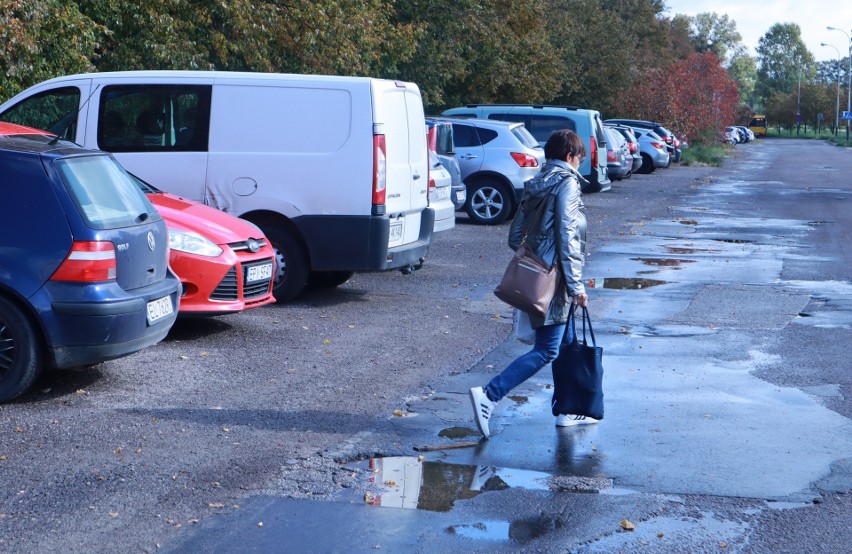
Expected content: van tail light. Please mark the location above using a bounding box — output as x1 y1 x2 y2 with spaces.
510 152 539 167
50 241 117 282
372 134 387 210
590 136 598 169
650 141 665 150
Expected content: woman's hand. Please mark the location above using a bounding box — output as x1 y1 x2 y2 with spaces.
572 293 588 307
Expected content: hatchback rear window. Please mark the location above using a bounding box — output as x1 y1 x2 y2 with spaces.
511 125 541 149
54 155 160 229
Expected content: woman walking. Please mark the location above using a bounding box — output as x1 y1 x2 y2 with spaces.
470 129 594 438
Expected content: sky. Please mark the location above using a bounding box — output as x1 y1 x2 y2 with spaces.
663 0 852 62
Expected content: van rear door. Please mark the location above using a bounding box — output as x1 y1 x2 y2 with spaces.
373 82 428 215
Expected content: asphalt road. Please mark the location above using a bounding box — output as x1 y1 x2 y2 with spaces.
1 139 850 553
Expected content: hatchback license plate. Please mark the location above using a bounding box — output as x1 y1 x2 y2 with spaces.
389 221 403 242
146 295 174 325
246 263 273 283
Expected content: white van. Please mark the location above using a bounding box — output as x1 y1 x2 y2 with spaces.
0 71 434 301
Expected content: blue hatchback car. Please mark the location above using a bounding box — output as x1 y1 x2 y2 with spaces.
0 122 181 402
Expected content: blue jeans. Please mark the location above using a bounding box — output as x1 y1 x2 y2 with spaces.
485 322 569 402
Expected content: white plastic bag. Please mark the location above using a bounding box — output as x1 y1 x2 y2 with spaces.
513 309 535 344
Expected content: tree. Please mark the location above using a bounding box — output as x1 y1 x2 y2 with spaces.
687 12 742 60
618 51 740 144
755 23 816 104
728 46 758 106
0 0 102 99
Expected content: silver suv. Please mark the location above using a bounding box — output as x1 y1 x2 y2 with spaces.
442 118 544 225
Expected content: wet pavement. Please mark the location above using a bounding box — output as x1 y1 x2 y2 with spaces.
164 141 852 553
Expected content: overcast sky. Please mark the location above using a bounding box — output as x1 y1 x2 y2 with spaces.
663 0 852 62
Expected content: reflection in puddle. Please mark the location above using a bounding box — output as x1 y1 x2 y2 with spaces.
631 257 696 267
665 246 721 255
586 278 668 290
438 427 480 439
358 457 552 513
447 515 563 543
713 238 753 244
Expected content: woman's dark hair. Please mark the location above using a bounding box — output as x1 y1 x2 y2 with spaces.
544 129 586 161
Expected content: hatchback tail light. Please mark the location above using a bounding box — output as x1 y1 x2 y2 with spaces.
510 152 539 167
650 141 665 150
607 149 617 162
50 241 117 282
629 142 638 153
372 134 387 209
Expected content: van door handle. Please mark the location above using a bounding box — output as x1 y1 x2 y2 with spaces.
413 173 421 180
459 154 477 160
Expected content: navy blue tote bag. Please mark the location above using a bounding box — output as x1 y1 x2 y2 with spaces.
551 306 604 420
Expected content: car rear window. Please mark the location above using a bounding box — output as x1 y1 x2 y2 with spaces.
511 125 541 149
54 155 161 229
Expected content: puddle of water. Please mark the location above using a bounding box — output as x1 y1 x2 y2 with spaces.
586 277 669 290
438 427 480 439
631 257 696 267
447 520 510 541
766 501 812 511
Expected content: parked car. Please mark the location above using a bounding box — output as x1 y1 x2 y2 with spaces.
427 150 456 233
603 126 632 180
605 118 681 162
631 128 670 173
726 126 745 144
426 117 466 210
0 122 181 402
134 177 276 315
733 126 754 142
441 117 544 225
0 71 433 302
608 124 643 174
442 104 611 193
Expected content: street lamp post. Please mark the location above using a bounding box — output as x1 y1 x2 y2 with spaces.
827 26 851 141
821 42 842 136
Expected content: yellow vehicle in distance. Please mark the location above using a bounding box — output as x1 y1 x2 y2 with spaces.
749 115 767 137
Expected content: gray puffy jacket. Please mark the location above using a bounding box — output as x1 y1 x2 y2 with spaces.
508 159 587 327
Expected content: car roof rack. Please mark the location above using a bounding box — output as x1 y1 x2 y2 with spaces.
463 104 583 111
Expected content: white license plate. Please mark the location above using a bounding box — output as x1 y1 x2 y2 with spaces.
433 187 450 201
146 295 174 325
389 221 403 242
246 262 273 283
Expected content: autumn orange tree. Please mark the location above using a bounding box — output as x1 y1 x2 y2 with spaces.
618 52 740 144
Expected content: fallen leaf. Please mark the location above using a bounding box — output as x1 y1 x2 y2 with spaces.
620 519 635 531
188 518 200 524
0 455 6 461
257 521 263 527
212 482 221 488
323 339 330 345
109 512 119 518
485 364 494 369
384 481 396 487
393 410 404 417
417 455 424 462
222 427 230 433
114 448 122 455
76 389 87 395
15 427 23 433
179 355 189 361
657 533 664 538
720 543 727 549
364 492 374 503
200 352 209 357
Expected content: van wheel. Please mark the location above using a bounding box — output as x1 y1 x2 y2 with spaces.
0 297 43 403
308 271 354 289
264 226 309 302
466 180 513 225
638 154 655 174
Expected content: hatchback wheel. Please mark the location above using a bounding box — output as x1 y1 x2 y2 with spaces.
638 154 655 174
466 180 513 225
0 297 42 403
264 226 310 302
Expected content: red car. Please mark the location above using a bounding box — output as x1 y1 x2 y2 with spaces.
137 179 276 315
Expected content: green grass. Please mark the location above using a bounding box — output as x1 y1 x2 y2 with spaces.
680 144 728 166
766 126 852 146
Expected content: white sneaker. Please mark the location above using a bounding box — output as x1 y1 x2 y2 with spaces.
555 414 600 427
469 386 496 438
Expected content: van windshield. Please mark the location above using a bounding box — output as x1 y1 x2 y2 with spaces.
54 155 161 229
